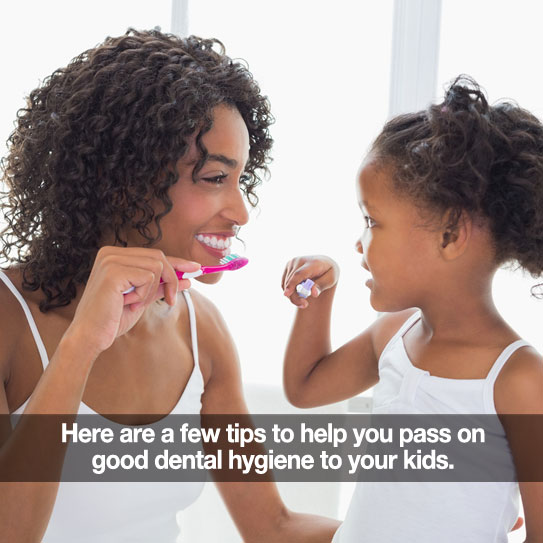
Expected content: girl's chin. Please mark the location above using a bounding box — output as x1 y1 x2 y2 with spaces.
368 290 391 313
195 272 223 285
369 293 412 314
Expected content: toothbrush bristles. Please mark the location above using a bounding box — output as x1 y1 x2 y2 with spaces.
220 254 240 264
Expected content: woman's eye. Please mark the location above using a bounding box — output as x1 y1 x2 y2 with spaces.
201 174 227 184
363 215 376 229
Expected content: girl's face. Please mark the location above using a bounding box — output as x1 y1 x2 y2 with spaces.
141 103 251 284
355 159 442 312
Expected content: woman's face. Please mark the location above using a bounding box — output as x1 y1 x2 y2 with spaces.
146 103 250 284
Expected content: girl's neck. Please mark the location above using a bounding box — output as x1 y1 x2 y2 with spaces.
416 291 513 346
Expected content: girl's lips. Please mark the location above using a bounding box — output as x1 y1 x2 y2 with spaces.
365 278 374 288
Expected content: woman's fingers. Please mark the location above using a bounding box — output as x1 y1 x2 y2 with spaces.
164 257 200 305
96 249 200 308
69 247 201 357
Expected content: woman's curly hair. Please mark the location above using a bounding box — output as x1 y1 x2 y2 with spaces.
370 75 543 296
1 28 273 311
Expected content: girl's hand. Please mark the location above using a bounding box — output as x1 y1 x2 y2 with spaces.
281 255 340 308
65 246 200 358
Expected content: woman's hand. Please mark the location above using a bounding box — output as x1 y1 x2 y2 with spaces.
281 255 340 308
65 246 200 358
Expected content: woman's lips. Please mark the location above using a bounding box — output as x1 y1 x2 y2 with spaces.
365 278 374 288
195 233 233 259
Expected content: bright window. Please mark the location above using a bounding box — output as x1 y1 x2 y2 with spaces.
189 0 394 384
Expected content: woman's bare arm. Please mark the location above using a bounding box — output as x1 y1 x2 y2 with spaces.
0 248 199 543
195 292 341 543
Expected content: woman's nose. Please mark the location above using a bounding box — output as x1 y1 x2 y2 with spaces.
225 185 250 226
355 238 363 254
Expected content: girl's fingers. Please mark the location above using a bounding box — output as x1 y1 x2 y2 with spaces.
281 259 300 291
281 263 291 291
284 262 328 297
281 256 339 307
288 292 309 309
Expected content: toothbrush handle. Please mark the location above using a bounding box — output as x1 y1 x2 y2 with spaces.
122 269 204 295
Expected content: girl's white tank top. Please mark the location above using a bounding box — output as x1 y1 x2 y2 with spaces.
2 270 205 542
333 309 530 543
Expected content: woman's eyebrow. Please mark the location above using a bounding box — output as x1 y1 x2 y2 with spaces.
206 153 238 168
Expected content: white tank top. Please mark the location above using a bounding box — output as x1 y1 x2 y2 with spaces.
3 270 205 542
333 309 529 543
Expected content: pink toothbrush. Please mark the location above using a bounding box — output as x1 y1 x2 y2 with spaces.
122 254 248 295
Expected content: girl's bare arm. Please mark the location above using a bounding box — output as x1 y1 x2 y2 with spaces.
495 347 543 542
282 255 417 408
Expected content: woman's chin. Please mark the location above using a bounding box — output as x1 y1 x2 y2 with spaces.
195 272 223 285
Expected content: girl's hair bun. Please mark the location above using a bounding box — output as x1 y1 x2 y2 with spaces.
371 75 543 296
442 75 489 115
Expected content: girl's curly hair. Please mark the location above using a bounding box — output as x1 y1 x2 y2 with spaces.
1 28 273 311
370 75 543 296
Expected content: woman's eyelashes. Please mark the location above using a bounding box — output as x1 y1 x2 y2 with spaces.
200 172 250 186
201 173 228 184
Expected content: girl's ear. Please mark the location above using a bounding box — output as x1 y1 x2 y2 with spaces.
439 210 472 260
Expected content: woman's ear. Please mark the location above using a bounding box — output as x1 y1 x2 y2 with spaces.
439 210 472 260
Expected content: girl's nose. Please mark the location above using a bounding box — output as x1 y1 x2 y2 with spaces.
355 238 363 254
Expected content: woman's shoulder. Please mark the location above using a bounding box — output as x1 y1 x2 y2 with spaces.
185 288 238 378
0 267 32 381
186 288 230 337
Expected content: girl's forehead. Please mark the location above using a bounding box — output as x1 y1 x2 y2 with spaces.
356 161 429 225
356 161 395 206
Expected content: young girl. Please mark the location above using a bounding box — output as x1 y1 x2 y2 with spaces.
281 77 543 542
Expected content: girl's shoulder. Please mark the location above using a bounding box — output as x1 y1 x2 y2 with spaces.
494 342 543 414
370 308 419 361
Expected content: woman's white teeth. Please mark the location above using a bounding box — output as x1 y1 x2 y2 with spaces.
196 235 231 249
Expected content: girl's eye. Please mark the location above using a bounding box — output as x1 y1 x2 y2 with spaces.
363 215 376 229
201 174 227 185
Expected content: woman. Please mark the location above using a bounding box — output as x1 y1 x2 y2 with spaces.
0 29 339 542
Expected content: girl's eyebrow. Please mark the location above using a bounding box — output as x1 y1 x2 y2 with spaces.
362 200 379 213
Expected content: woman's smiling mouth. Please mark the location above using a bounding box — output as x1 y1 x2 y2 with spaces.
195 233 233 257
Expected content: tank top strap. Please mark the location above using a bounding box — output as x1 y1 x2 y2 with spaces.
0 269 49 370
181 290 200 371
482 339 532 414
379 309 422 361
